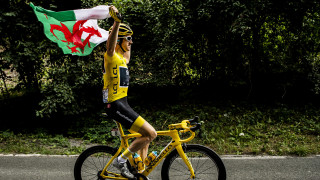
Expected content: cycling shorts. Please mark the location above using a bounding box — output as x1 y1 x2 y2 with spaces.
105 97 145 132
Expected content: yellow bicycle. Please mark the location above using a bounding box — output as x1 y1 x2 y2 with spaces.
74 116 226 180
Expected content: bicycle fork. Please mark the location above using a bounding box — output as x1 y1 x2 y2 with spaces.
176 144 196 179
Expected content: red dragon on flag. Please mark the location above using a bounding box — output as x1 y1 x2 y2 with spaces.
49 20 102 53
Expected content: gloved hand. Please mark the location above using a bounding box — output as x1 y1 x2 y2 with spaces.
109 5 122 22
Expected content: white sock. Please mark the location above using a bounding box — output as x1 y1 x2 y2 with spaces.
118 148 134 164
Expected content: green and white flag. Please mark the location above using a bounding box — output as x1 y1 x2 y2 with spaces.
30 3 111 56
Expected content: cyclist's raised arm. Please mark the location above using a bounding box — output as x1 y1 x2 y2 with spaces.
106 5 121 57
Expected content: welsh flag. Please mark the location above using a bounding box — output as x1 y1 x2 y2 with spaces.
30 3 110 56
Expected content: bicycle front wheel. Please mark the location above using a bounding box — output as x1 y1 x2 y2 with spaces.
161 144 226 180
74 145 120 180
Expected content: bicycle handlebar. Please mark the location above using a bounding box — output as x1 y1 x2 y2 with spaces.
189 116 201 132
168 116 201 132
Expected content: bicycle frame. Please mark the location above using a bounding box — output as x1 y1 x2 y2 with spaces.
100 120 196 179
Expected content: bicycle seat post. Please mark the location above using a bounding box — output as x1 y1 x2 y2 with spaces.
113 120 131 148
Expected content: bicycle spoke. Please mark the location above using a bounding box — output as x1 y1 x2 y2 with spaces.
75 147 120 180
169 166 186 175
194 157 208 172
97 156 103 169
82 162 100 172
101 155 105 169
81 167 99 176
86 156 100 171
81 171 98 180
164 146 225 180
88 176 97 180
197 164 217 175
192 156 201 174
176 158 189 171
170 158 190 173
81 172 97 177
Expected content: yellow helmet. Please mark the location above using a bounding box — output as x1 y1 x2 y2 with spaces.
109 23 133 37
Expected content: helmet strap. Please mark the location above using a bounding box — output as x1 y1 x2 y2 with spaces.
118 38 127 53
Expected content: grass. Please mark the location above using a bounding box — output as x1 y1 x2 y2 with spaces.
1 101 319 157
136 102 320 157
0 130 87 155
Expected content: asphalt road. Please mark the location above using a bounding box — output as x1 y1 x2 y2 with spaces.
0 154 319 180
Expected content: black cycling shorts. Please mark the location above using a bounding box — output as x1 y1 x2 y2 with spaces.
105 97 143 131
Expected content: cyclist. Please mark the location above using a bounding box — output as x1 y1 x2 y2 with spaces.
103 5 157 179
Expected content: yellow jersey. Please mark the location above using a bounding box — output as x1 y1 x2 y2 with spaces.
103 52 129 103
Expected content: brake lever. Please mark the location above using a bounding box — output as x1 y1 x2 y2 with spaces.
190 120 204 138
189 116 199 124
190 123 201 132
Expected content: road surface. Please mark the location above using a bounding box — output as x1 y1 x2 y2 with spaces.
0 154 319 180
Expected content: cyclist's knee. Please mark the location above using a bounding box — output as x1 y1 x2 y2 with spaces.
149 130 157 141
140 125 157 142
142 128 156 142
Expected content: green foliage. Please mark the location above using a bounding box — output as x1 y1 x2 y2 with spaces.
80 102 320 156
81 119 120 145
2 0 320 119
0 1 45 92
36 54 103 117
1 100 319 156
193 103 320 156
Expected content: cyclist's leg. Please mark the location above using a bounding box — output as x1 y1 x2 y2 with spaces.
106 97 156 158
129 119 157 154
137 144 149 161
105 98 142 178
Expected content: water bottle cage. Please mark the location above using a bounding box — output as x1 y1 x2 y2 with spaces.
135 160 143 165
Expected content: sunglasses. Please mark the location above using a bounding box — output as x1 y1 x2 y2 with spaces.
119 36 133 42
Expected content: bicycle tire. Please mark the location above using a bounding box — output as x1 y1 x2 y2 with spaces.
161 144 226 180
74 145 119 180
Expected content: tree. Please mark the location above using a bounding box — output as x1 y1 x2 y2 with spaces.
2 0 320 119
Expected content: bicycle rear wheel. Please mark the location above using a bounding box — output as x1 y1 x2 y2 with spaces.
161 144 226 180
74 145 120 180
